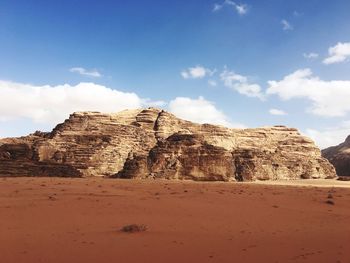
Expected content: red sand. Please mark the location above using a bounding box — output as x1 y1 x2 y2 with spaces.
1 177 350 263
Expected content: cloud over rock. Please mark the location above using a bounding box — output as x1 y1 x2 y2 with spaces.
0 80 142 125
267 68 350 117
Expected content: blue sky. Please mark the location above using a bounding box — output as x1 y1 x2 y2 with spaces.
1 0 350 148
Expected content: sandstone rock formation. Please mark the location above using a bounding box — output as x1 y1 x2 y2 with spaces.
322 136 350 177
0 108 336 181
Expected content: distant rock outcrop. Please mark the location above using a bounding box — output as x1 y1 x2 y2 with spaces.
0 108 336 181
322 136 350 177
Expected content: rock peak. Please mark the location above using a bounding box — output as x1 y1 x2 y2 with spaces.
345 135 350 144
322 135 350 177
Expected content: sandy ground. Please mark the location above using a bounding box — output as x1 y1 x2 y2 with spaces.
1 177 350 263
252 179 350 188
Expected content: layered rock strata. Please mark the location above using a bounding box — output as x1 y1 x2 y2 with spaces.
0 108 336 181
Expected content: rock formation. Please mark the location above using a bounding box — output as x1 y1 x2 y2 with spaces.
0 108 336 181
322 136 350 177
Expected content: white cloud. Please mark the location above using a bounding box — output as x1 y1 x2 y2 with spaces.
181 66 215 79
234 4 248 15
303 52 319 59
323 42 350 65
208 79 217 87
169 96 245 128
305 121 350 149
281 19 293 31
269 108 287 116
213 3 223 12
267 68 350 117
70 67 102 77
213 1 248 15
220 69 264 99
293 11 301 17
0 80 143 125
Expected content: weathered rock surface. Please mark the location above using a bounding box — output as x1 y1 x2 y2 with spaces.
322 136 350 177
0 108 336 181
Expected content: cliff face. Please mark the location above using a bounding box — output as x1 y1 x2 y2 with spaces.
0 108 336 181
322 136 350 177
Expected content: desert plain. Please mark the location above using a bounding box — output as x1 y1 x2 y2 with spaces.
1 177 350 263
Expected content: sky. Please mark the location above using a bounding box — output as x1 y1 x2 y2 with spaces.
1 0 350 149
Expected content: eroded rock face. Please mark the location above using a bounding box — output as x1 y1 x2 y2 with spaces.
322 136 350 177
0 108 336 180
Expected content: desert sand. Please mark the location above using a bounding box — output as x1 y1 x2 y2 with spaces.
1 177 350 263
